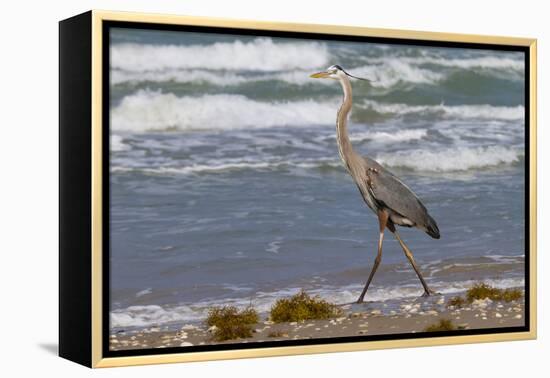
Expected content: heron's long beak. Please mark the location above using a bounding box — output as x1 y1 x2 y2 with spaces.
310 71 330 79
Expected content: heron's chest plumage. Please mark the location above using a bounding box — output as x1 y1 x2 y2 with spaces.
359 186 379 213
344 160 380 213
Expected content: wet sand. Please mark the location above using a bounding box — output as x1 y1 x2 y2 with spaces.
109 293 525 351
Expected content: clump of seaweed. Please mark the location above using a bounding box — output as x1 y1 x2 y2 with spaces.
447 296 466 309
270 290 342 323
424 319 456 332
466 283 523 303
446 284 523 310
499 288 524 302
205 306 259 341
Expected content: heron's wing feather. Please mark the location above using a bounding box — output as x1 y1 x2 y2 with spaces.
363 156 430 228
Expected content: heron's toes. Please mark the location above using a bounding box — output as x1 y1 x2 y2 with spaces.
421 289 440 297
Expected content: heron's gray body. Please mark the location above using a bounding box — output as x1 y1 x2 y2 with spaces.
350 154 440 238
311 64 440 302
334 70 440 239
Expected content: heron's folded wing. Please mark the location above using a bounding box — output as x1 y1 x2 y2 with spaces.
365 162 429 227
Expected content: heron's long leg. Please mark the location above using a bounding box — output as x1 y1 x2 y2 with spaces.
393 230 435 296
357 210 389 303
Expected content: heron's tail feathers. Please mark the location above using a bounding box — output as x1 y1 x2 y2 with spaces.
425 215 440 239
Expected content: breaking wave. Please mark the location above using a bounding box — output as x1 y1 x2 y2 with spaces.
111 38 329 72
111 90 338 131
350 129 428 143
362 100 524 121
111 144 521 176
375 145 522 172
111 90 524 132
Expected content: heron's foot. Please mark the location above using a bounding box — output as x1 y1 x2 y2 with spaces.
356 293 369 303
421 289 439 297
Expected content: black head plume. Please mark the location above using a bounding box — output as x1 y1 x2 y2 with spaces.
330 65 370 82
342 68 370 82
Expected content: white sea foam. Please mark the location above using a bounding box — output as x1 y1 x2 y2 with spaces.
112 161 275 175
135 288 152 297
111 90 338 132
110 40 523 89
413 56 525 70
350 129 428 143
486 254 525 263
352 61 444 88
111 63 441 88
321 278 523 303
111 91 524 133
111 68 337 86
111 64 440 88
111 69 249 86
429 256 524 276
348 56 524 87
111 304 204 328
111 38 329 72
361 56 524 71
112 143 521 176
111 157 341 176
363 100 525 121
110 134 130 151
110 277 524 328
375 145 522 172
266 239 282 254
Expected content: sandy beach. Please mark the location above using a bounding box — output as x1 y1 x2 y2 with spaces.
109 291 524 351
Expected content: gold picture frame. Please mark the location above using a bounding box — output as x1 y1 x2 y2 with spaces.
59 9 537 368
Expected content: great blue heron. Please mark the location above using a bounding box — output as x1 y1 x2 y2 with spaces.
310 65 440 303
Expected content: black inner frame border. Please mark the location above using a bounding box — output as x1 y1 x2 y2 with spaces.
101 19 531 359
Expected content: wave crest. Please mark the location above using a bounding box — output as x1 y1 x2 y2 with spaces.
111 90 338 132
350 129 428 143
112 91 524 132
111 38 329 72
363 100 524 121
376 146 522 172
112 144 521 176
353 61 444 88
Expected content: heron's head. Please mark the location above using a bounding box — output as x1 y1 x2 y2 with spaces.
310 65 369 82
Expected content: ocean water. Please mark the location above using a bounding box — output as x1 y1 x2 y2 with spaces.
108 28 526 329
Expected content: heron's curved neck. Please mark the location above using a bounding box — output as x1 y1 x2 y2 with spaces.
336 77 358 168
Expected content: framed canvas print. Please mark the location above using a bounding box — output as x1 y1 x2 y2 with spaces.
59 10 537 368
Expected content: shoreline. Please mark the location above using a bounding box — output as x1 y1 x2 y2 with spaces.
109 290 525 351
